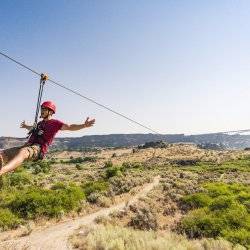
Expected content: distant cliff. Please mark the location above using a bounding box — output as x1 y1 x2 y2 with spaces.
1 133 250 150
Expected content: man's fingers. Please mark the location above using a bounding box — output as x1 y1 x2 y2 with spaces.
84 117 95 127
87 120 95 126
89 119 95 125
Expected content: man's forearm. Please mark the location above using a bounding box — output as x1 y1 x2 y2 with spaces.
61 118 95 131
67 124 86 131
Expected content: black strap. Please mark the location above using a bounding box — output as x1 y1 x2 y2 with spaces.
28 121 49 152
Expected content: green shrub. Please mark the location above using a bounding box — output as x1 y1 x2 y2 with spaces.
105 166 122 179
221 228 250 248
179 182 250 247
82 156 97 162
82 181 109 196
237 191 250 212
31 161 51 174
228 183 249 193
68 156 97 164
49 158 56 164
204 183 231 198
209 196 234 211
129 207 158 231
6 172 31 187
0 208 21 230
86 192 101 203
180 208 224 238
181 193 212 209
104 161 113 168
7 185 85 219
237 191 250 203
51 182 67 190
122 162 143 171
68 157 84 164
220 203 249 229
75 164 83 170
109 176 145 195
23 160 51 174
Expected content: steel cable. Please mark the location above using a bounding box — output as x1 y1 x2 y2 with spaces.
0 51 162 135
2 51 250 136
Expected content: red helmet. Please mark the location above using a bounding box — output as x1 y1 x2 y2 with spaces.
41 101 56 113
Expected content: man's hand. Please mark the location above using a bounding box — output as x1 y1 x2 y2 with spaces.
20 121 33 131
20 120 28 129
83 117 95 128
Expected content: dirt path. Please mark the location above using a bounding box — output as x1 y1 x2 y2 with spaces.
0 176 160 250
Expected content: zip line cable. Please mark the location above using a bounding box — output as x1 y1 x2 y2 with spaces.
225 129 250 134
0 51 162 135
2 51 250 136
192 129 250 136
0 51 41 76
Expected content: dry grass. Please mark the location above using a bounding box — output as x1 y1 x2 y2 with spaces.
70 224 245 250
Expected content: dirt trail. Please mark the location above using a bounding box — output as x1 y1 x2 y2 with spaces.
0 176 160 250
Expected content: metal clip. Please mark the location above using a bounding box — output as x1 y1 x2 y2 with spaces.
40 73 49 82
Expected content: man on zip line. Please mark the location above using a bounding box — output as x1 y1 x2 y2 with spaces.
0 101 95 176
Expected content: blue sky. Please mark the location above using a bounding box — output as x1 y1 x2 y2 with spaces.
1 1 250 137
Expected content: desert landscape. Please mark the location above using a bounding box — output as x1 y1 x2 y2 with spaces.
0 143 249 249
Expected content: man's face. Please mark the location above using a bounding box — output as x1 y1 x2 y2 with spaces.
40 107 51 118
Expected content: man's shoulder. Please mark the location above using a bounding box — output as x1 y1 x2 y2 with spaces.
50 119 64 124
50 119 65 130
44 119 64 128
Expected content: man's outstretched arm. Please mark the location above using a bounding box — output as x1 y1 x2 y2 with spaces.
61 117 95 131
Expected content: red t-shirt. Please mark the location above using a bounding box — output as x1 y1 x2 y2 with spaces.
28 119 64 156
